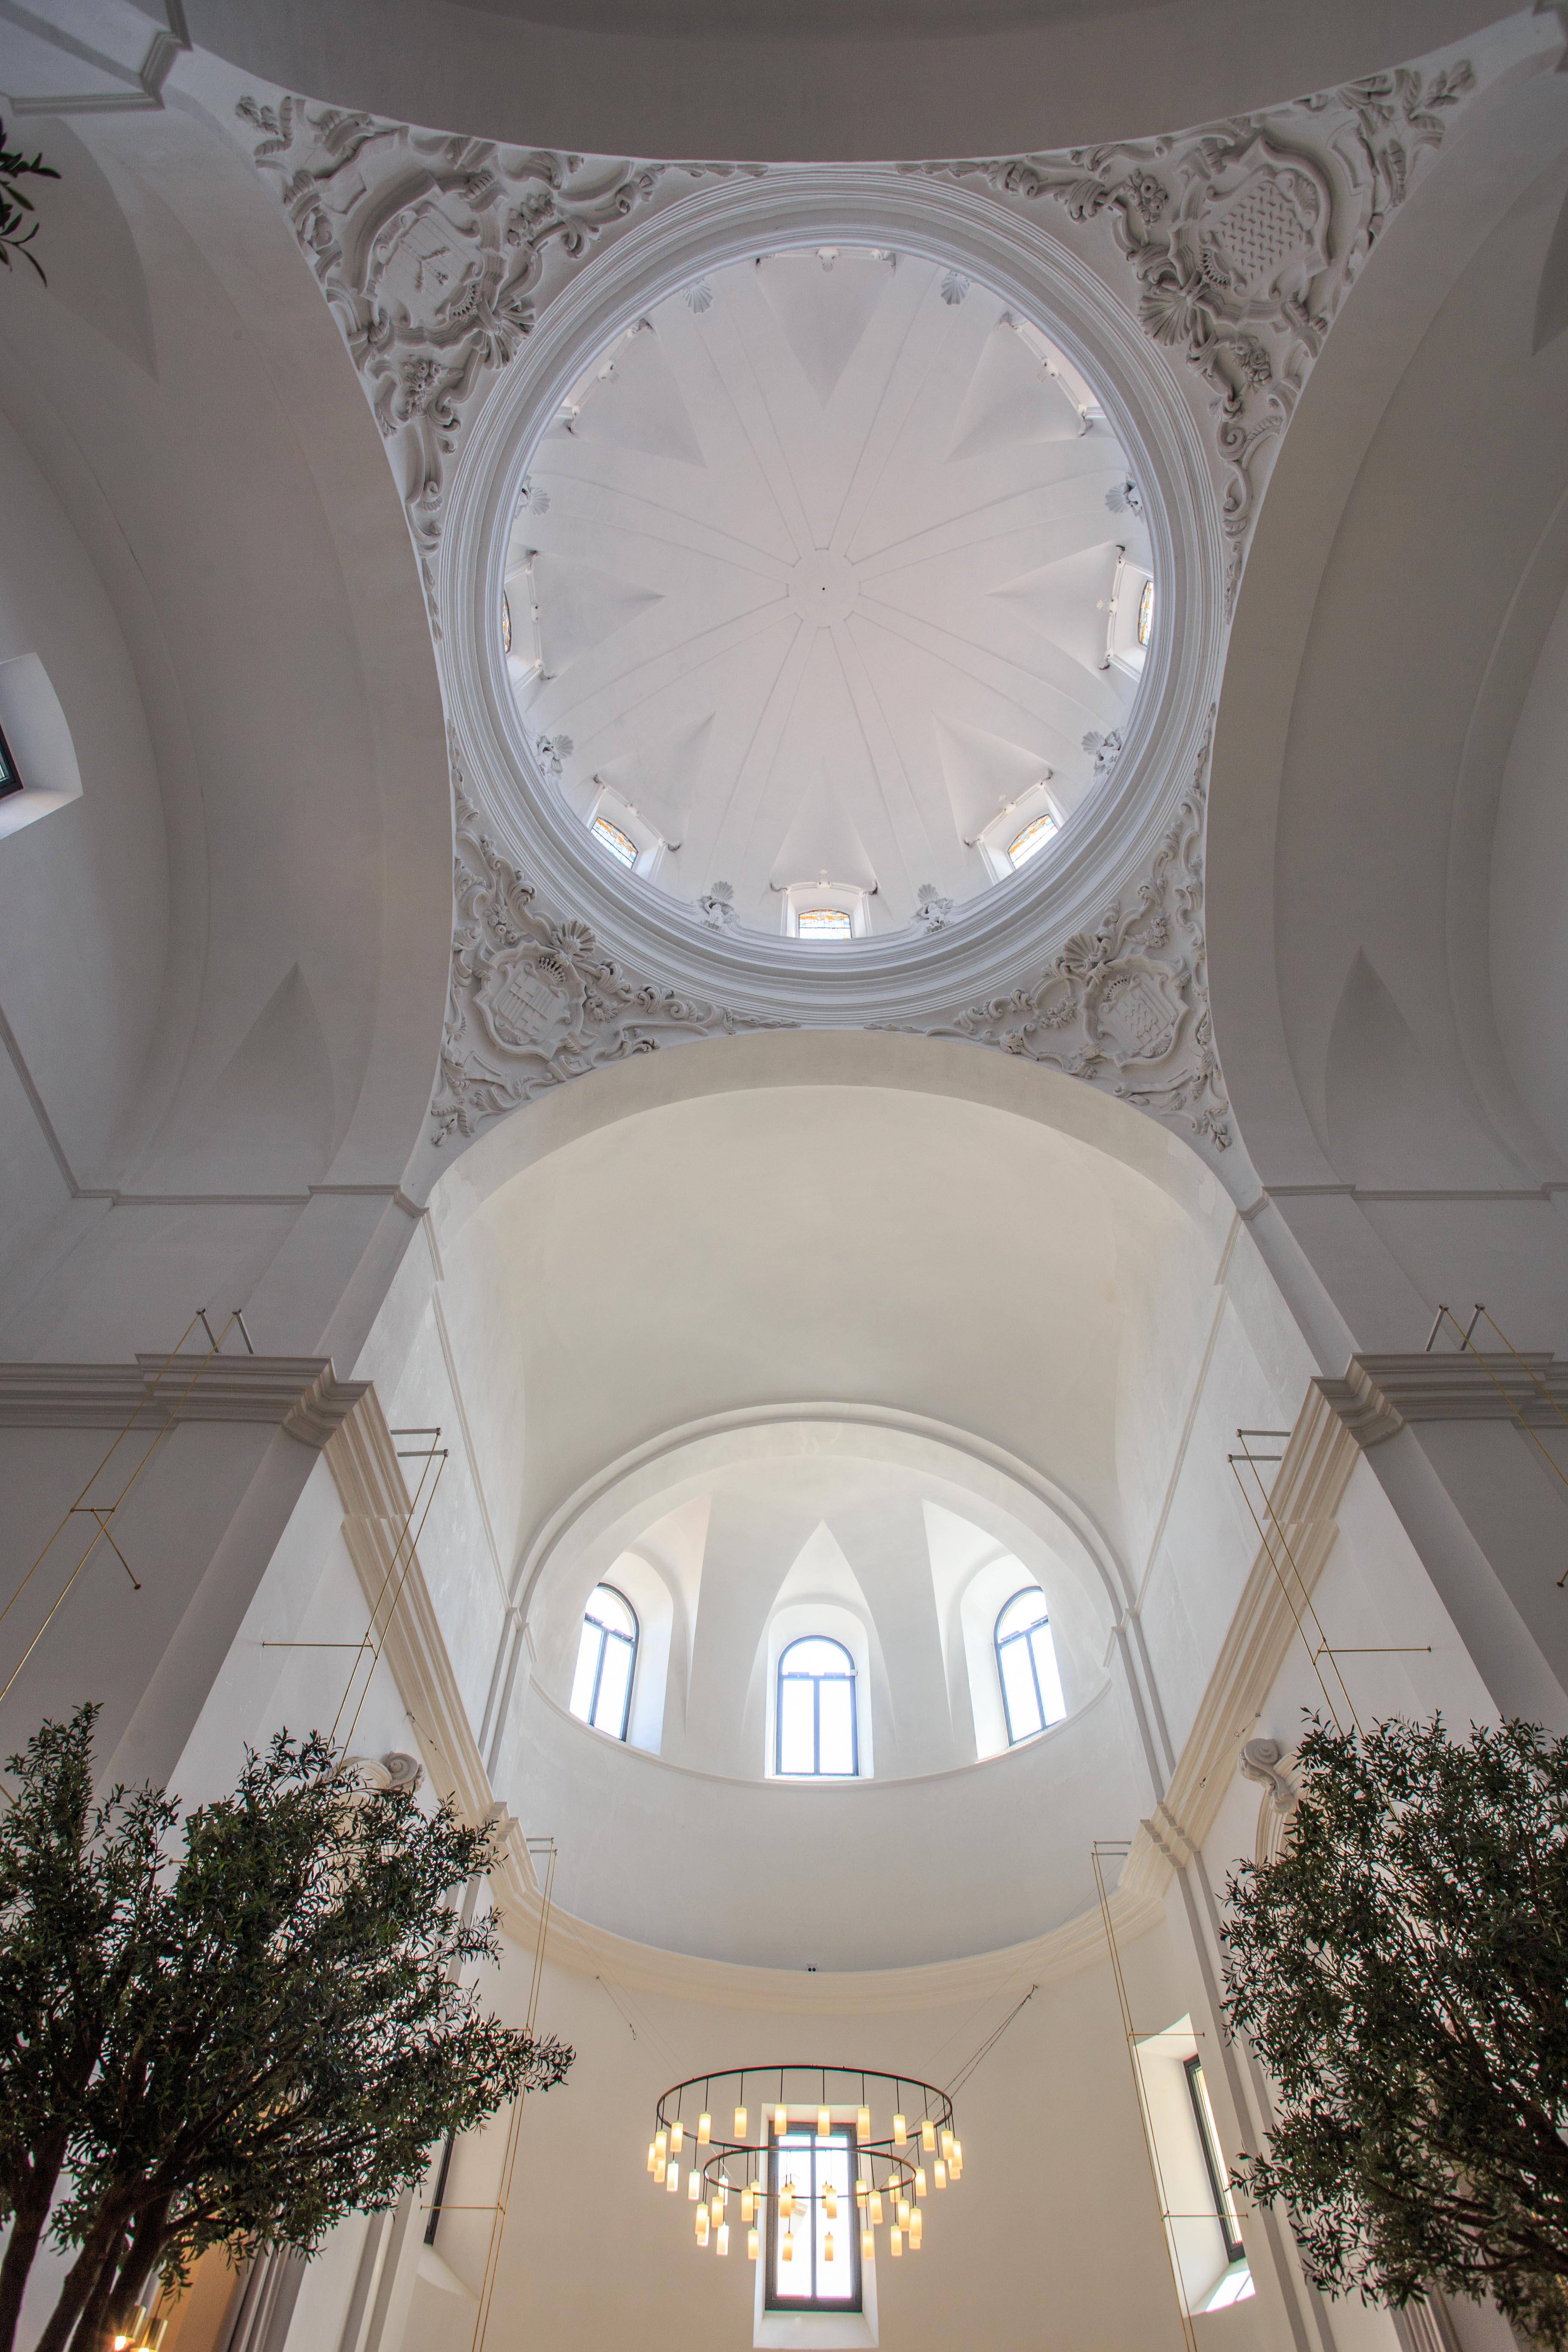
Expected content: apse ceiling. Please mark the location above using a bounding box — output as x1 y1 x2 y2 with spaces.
505 249 1151 936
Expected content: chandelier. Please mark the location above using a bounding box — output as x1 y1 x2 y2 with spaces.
646 2067 965 2265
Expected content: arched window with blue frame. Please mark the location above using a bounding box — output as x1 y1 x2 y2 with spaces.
776 1635 858 1778
994 1587 1065 1745
570 1583 638 1740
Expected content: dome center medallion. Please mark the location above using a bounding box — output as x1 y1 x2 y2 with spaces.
787 548 860 627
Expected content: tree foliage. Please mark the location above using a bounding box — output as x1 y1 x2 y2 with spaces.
0 1709 572 2352
1223 1715 1568 2347
0 121 58 282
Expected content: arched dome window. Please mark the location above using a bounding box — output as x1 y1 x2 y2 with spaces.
570 1583 638 1740
994 1588 1066 1746
776 1635 858 1779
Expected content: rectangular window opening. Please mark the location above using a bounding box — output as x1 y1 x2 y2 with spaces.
1184 2055 1245 2266
0 722 21 803
765 2125 861 2312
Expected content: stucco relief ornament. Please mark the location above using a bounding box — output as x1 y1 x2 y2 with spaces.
236 94 761 629
930 725 1231 1149
906 60 1472 604
432 769 789 1142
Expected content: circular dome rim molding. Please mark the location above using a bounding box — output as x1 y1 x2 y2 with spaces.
439 167 1226 1022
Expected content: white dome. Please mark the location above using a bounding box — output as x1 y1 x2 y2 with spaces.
505 247 1152 936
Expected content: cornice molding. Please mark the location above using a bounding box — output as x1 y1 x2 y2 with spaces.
0 1355 369 1448
1318 1349 1568 1446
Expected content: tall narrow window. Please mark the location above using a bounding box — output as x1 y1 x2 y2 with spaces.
1184 2055 1245 2266
766 2125 860 2311
569 1583 638 1740
994 1587 1065 1745
776 1637 858 1778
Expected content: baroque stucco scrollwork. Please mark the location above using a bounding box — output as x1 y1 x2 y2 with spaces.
915 722 1230 1149
236 94 760 626
906 60 1473 601
433 749 791 1143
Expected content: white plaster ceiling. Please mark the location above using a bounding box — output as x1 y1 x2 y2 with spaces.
507 249 1148 933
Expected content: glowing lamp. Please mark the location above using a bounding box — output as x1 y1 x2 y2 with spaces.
711 2193 725 2224
951 2141 963 2179
747 2229 760 2263
734 2106 748 2138
933 2162 946 2190
695 2207 708 2248
824 2186 837 2220
861 2229 875 2262
774 2104 788 2135
780 2184 794 2220
818 2105 832 2138
698 2113 711 2145
893 2113 907 2146
922 2119 937 2153
655 2130 668 2160
868 2193 883 2226
915 2168 927 2199
824 2232 834 2264
741 2190 754 2224
910 2210 923 2251
646 2143 657 2174
688 2170 701 2202
897 2198 910 2228
890 2227 903 2257
856 2105 870 2142
717 2225 730 2257
671 2120 684 2154
654 2158 667 2186
781 2230 793 2265
667 2163 680 2196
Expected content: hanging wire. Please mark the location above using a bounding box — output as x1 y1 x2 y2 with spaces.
944 1985 1038 2099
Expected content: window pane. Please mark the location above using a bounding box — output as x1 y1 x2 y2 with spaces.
1008 811 1059 868
1000 1637 1044 1741
1027 1622 1066 1726
996 1587 1048 1643
797 908 851 938
782 1636 852 1676
816 1679 855 1776
815 2137 854 2299
591 1632 633 1736
778 1677 816 1774
568 1621 600 1723
591 815 638 867
586 1584 635 1638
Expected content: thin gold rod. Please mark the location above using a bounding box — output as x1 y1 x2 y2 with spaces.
1092 1844 1199 2352
337 1449 449 1758
326 1442 441 1750
1227 1460 1357 1735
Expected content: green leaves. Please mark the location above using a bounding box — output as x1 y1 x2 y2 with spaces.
0 120 58 284
0 1712 572 2349
1222 1716 1568 2346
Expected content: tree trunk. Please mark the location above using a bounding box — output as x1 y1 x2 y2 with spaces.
0 2142 70 2352
94 2200 172 2352
34 2203 132 2352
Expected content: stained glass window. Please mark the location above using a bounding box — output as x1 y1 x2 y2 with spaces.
591 815 639 869
501 591 512 654
569 1583 638 1739
766 2125 861 2310
776 1637 858 1776
994 1587 1066 1744
797 908 852 939
1138 578 1154 646
1008 812 1059 870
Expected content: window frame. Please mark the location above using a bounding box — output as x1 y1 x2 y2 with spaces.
0 720 20 802
775 1635 859 1779
993 1586 1059 1747
1183 2055 1245 2266
573 1582 639 1742
764 2123 862 2314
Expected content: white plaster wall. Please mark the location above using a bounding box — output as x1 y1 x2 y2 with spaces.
1491 569 1568 1167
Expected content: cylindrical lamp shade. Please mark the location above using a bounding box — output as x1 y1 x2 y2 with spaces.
780 2186 794 2220
741 2191 754 2224
655 2131 669 2160
934 2162 946 2190
781 2232 793 2264
890 2227 903 2257
734 2107 748 2138
856 2106 870 2142
747 2229 760 2262
712 2193 725 2223
910 2210 923 2250
717 2226 730 2257
698 2113 711 2145
646 2145 657 2174
893 2114 907 2145
824 2233 834 2264
667 2165 680 2196
951 2142 963 2178
861 2230 875 2262
922 2120 937 2153
688 2171 701 2202
868 2193 883 2226
915 2168 927 2199
775 2106 788 2135
671 2122 684 2154
897 2200 910 2228
825 2187 837 2220
654 2159 667 2185
818 2107 832 2138
695 2208 708 2247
